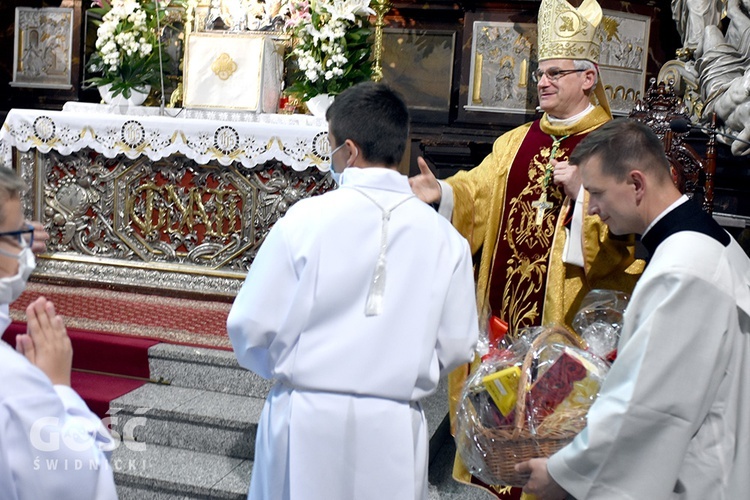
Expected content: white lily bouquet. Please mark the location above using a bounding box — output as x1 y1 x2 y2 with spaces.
85 0 169 100
283 0 374 100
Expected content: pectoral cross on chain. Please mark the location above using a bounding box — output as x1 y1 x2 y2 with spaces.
533 134 569 226
532 192 553 226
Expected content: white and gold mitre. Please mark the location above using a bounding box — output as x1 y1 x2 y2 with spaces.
537 0 604 63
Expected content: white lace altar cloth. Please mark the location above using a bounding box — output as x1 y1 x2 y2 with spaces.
0 103 331 171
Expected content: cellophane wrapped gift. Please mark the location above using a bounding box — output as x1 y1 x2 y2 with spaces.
572 289 629 362
526 342 609 438
455 324 609 487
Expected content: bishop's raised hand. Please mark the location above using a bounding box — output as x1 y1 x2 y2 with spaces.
409 157 442 204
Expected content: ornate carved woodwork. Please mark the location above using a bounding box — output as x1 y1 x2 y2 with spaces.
629 78 716 214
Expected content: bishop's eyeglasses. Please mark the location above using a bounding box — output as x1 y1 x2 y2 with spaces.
531 68 586 83
0 225 35 249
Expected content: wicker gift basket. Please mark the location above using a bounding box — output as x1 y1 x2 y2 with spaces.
455 325 609 487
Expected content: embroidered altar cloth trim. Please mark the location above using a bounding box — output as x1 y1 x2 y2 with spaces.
0 103 330 171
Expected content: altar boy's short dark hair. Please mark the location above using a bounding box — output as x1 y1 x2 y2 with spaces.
326 82 409 167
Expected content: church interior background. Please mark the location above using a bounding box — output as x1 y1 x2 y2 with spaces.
0 0 749 498
2 0 747 287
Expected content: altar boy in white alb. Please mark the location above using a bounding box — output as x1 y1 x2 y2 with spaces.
0 167 117 500
227 82 479 500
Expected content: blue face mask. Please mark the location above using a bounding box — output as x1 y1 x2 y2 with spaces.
328 143 346 185
330 170 342 185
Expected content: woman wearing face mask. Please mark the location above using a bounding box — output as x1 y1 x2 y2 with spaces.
0 168 117 500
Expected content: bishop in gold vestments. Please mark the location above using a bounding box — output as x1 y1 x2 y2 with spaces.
409 0 647 497
446 105 644 497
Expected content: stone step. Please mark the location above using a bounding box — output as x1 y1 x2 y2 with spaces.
111 436 489 500
110 383 265 459
111 380 451 462
111 441 251 500
147 343 273 398
108 342 466 499
146 343 452 452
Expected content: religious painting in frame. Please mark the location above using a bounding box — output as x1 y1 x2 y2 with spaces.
11 7 74 90
460 9 650 119
464 21 539 115
381 28 456 124
599 9 651 116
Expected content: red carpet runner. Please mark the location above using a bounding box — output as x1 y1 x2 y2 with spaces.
2 323 156 418
5 281 237 417
10 282 234 350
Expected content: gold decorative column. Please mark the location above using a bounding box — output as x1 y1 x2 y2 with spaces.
370 0 392 82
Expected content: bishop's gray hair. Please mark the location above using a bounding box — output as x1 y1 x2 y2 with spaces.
573 59 599 86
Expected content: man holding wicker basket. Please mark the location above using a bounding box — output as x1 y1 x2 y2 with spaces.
517 119 750 499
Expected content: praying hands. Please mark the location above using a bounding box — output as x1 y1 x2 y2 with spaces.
15 296 72 386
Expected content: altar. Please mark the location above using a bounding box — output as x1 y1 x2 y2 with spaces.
0 103 334 297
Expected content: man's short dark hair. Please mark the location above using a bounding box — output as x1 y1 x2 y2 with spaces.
570 118 671 182
326 82 409 167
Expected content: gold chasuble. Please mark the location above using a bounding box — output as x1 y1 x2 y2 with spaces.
446 106 644 497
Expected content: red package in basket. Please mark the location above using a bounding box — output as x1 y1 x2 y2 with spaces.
489 316 508 347
528 349 588 422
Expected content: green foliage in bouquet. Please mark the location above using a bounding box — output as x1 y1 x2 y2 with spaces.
85 0 176 99
284 0 374 100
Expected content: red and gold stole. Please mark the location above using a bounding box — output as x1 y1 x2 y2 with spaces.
487 120 588 332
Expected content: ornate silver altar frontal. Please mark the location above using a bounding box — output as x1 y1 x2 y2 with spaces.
1 105 332 297
18 149 334 297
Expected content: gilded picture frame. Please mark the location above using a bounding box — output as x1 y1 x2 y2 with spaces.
463 10 651 117
465 20 539 115
12 7 74 90
381 28 456 123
